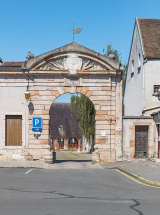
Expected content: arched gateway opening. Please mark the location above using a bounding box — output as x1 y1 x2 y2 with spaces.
23 42 123 162
49 93 95 160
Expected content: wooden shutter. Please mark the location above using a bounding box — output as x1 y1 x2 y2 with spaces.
5 115 22 146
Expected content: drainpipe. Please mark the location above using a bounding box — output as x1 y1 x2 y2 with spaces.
142 57 147 114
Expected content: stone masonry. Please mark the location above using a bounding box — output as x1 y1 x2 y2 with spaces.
0 42 123 162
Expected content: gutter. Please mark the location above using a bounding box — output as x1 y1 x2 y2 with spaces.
145 57 160 59
136 18 145 57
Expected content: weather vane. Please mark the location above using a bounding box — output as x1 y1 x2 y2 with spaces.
70 22 83 42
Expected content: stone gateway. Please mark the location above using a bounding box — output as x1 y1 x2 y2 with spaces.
0 42 123 162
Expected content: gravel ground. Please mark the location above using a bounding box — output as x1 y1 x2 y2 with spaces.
0 151 100 169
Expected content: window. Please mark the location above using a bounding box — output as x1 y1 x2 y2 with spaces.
58 138 64 144
138 54 141 68
138 54 141 74
59 125 63 132
132 60 134 73
153 85 160 95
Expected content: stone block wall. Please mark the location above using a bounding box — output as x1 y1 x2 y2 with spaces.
28 75 122 162
123 118 154 159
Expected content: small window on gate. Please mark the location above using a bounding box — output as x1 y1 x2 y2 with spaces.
153 85 160 95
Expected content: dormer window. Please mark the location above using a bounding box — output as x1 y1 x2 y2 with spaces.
59 125 63 132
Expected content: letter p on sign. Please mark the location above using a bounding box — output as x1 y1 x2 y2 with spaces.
35 119 39 126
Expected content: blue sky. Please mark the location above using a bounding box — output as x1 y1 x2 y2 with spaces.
0 0 160 102
54 93 79 103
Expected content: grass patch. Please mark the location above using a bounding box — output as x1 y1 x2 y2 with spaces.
62 156 77 160
69 152 81 157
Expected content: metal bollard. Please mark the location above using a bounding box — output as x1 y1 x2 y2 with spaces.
52 151 56 163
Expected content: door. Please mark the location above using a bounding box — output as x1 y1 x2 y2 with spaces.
5 115 22 146
135 126 148 158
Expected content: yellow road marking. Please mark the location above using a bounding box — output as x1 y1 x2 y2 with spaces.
115 169 160 189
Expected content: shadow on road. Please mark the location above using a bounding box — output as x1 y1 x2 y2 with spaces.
52 159 92 163
130 199 143 215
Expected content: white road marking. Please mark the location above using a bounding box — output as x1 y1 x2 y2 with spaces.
25 169 33 175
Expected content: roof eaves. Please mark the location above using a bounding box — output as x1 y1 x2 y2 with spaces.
145 56 160 59
124 18 137 97
136 18 145 59
1 65 22 68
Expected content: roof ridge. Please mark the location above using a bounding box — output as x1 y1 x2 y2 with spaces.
138 18 160 20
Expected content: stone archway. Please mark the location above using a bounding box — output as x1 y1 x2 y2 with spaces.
23 42 123 162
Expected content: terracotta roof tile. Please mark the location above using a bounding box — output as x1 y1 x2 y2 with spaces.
138 18 160 58
3 61 24 66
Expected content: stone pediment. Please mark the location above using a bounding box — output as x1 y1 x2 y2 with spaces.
38 53 107 75
22 42 123 73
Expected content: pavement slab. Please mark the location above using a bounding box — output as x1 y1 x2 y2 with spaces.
101 160 160 183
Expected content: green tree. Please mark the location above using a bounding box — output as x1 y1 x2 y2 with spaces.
122 64 127 97
103 43 126 99
70 94 95 142
103 43 122 63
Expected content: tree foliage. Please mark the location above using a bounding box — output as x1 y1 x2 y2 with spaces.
70 94 95 142
103 43 126 99
122 64 127 97
103 43 122 63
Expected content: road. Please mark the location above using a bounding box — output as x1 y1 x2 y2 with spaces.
0 168 159 215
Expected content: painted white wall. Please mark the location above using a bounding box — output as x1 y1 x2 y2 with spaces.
0 85 29 149
144 60 160 112
124 22 144 116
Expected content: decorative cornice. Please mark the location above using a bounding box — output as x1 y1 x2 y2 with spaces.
0 69 121 76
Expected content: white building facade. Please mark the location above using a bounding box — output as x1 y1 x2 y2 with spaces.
123 18 160 159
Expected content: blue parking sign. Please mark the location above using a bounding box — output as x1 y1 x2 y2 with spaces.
32 117 42 132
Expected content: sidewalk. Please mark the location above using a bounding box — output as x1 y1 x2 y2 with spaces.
101 159 160 185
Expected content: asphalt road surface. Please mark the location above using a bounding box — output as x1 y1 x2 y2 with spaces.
0 168 159 215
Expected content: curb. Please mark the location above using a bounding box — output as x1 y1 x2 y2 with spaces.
117 167 160 187
0 161 102 169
